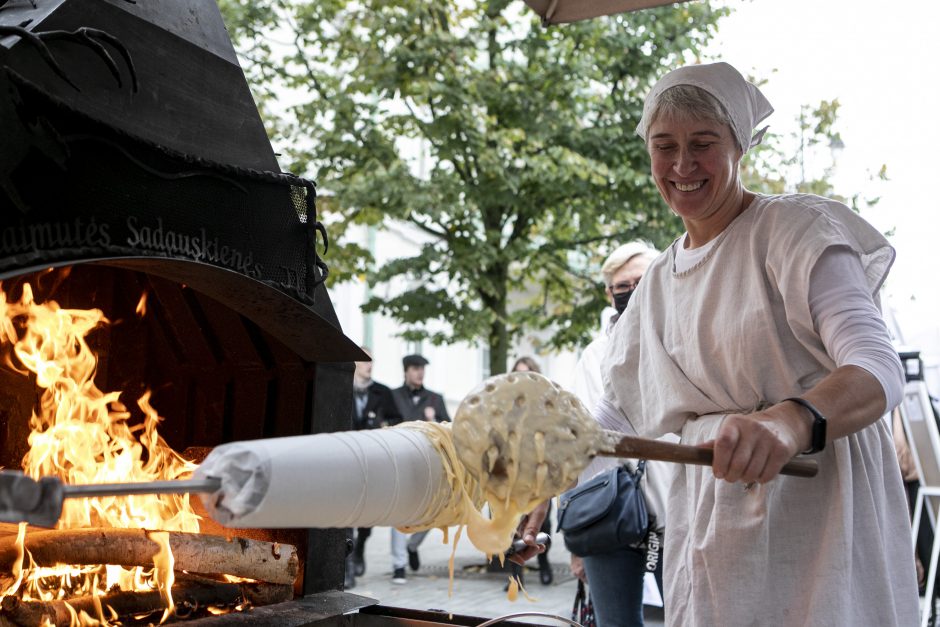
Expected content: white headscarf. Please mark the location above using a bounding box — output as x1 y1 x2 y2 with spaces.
635 62 773 154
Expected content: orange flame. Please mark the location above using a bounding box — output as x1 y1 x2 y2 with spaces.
149 531 176 622
0 523 27 598
0 282 200 623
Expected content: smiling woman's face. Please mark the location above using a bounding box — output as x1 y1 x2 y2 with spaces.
647 113 743 225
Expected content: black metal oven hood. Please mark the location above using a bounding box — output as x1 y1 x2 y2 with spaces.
0 0 364 363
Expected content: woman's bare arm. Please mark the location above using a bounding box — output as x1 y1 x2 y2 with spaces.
712 365 887 484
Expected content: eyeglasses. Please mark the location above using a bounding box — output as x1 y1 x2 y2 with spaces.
610 279 640 293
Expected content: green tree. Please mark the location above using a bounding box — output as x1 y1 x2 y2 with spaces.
743 98 887 213
220 0 728 374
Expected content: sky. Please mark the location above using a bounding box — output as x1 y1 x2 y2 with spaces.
705 0 940 376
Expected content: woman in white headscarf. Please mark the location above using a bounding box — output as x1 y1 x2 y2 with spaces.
599 61 918 625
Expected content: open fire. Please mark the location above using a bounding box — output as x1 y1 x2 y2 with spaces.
0 278 294 626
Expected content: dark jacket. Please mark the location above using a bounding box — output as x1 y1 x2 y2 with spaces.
352 380 401 430
391 385 450 423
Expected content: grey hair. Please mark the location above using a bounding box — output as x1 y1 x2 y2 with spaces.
601 241 658 287
646 84 742 151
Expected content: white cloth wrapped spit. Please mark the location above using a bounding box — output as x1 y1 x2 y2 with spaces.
194 428 449 529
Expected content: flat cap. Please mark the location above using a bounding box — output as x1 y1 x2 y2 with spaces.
402 354 429 369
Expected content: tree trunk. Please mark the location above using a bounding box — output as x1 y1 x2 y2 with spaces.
0 528 298 585
482 258 510 376
487 285 509 376
489 317 508 376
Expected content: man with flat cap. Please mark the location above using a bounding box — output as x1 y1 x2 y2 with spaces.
390 354 450 424
388 353 450 583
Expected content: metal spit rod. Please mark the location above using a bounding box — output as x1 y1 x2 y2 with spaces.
0 470 221 528
60 477 222 499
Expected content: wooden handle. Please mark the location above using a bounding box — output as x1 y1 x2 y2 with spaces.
598 431 818 478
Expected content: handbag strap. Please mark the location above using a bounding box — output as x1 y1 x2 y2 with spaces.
572 579 587 613
573 579 596 626
632 460 660 553
632 459 647 481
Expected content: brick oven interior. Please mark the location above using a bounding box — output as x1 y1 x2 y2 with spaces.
0 265 334 596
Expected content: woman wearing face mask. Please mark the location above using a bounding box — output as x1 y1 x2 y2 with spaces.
573 242 658 411
569 242 669 627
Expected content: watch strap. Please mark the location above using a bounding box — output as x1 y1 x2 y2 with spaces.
783 397 827 454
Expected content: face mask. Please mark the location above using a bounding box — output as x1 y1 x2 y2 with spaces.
612 288 636 314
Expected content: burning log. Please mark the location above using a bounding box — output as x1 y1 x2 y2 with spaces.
0 579 293 626
174 573 297 606
0 529 298 586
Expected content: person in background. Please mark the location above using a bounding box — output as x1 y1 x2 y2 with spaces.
346 348 401 589
572 243 657 415
893 408 929 593
391 354 450 423
507 356 554 587
389 354 450 583
571 242 667 626
515 61 917 625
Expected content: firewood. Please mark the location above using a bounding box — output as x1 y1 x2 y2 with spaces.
175 573 293 607
0 596 64 627
0 529 298 585
0 580 292 626
0 597 43 627
0 525 19 539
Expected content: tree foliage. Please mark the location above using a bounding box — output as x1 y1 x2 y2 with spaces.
219 0 730 374
742 98 887 213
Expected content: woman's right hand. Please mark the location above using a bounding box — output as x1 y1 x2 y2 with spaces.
710 404 810 485
570 554 587 583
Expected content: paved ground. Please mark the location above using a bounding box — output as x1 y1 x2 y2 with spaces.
346 527 937 626
346 526 665 626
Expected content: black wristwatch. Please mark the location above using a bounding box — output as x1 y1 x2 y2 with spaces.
784 397 827 454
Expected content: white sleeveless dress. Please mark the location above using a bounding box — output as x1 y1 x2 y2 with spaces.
601 194 918 626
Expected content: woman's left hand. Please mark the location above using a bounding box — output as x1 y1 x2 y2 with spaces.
570 555 587 583
507 501 550 565
707 404 812 485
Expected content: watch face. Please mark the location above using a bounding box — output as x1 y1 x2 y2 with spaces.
813 416 827 454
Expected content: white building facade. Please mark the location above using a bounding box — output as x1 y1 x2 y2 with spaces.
328 222 586 416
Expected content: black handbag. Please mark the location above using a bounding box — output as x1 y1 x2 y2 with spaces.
556 461 650 557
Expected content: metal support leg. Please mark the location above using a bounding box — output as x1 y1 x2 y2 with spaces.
914 488 927 545
920 487 940 627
